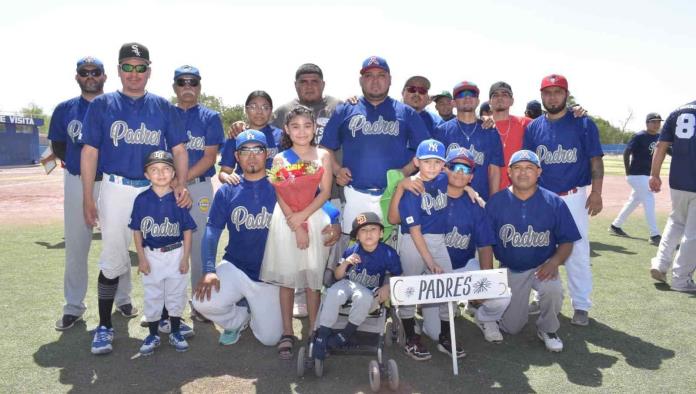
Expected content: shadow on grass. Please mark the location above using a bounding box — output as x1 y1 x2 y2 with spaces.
35 233 102 250
590 241 637 258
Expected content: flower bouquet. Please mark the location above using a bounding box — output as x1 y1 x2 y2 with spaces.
267 160 325 230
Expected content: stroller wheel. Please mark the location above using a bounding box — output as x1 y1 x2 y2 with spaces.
368 360 381 392
314 358 324 377
296 346 306 377
387 359 399 390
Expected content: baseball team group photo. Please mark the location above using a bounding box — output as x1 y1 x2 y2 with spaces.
2 2 696 392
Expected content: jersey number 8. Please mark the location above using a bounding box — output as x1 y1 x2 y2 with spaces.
675 113 695 139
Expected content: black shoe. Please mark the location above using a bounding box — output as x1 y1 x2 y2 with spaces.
437 334 466 359
649 235 662 246
404 335 432 361
55 314 82 331
608 225 629 237
115 303 139 318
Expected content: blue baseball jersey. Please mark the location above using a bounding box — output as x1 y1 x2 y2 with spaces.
48 96 90 176
444 194 496 270
433 119 503 200
523 112 603 194
206 178 276 281
659 100 696 192
80 91 187 180
419 110 444 134
486 186 581 272
626 131 659 176
399 172 448 234
341 242 402 290
177 104 224 178
321 96 431 189
129 189 197 249
219 124 283 172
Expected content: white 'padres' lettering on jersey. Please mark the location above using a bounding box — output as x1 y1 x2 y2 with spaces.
110 121 162 147
231 206 272 232
185 130 206 151
141 217 180 239
348 115 399 138
467 145 485 165
499 224 550 248
444 226 471 250
67 119 82 144
347 269 381 289
421 189 447 215
536 145 578 164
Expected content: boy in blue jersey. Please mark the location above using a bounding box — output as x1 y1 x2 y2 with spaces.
388 139 465 361
129 151 197 355
313 211 402 360
487 150 581 352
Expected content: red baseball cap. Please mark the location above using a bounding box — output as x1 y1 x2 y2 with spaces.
540 74 568 91
453 81 480 97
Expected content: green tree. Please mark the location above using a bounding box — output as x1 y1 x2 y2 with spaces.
21 103 50 134
171 93 245 135
568 95 632 144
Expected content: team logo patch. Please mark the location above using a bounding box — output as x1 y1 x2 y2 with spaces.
356 214 367 225
406 216 414 224
198 197 210 213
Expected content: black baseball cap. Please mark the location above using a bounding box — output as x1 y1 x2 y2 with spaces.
295 63 323 80
526 100 542 117
646 112 663 122
144 150 174 170
119 42 150 63
350 211 384 239
489 81 513 98
479 101 491 117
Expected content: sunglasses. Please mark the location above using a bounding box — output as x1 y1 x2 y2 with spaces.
405 86 428 95
237 146 266 156
454 90 478 99
77 69 103 77
447 163 474 174
120 63 149 73
176 78 199 87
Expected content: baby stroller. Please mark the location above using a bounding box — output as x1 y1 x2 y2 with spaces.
296 270 402 392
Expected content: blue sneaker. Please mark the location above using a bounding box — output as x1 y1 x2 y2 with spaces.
327 332 349 350
219 317 249 346
169 332 189 352
158 319 194 338
139 334 161 356
91 326 114 355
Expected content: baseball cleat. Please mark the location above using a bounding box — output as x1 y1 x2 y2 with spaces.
169 332 189 352
437 334 466 359
55 314 82 331
403 335 432 361
571 310 589 326
139 334 161 356
608 225 629 237
91 326 114 355
477 321 503 343
650 269 667 283
219 318 249 346
537 330 563 352
649 235 662 246
115 304 139 318
158 319 194 338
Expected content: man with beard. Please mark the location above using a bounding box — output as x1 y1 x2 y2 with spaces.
50 56 108 331
523 74 604 327
401 75 442 134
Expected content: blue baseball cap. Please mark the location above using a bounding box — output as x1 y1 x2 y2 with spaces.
174 65 201 80
445 147 476 167
235 129 267 149
360 56 390 74
509 150 541 167
76 56 104 71
416 139 446 161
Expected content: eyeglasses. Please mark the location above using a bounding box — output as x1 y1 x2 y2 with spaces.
120 63 149 73
246 104 272 113
454 90 478 99
447 163 474 174
405 86 428 95
77 69 103 77
176 78 199 87
237 146 266 156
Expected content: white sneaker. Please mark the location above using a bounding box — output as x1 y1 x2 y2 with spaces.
537 330 563 352
477 322 503 343
158 319 194 338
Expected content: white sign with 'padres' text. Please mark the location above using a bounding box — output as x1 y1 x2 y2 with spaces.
390 269 510 306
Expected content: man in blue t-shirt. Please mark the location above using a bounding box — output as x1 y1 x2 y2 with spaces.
487 150 580 352
610 112 663 245
649 101 696 292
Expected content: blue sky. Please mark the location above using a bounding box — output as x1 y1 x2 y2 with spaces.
2 0 694 131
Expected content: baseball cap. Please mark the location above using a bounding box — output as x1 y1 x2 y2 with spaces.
144 150 174 170
646 112 663 122
174 65 201 80
540 74 568 91
360 56 390 74
295 63 323 80
445 147 476 167
416 139 446 161
509 150 541 168
76 56 104 71
431 90 453 101
119 42 150 63
350 211 384 240
526 100 542 113
489 81 513 98
453 81 480 97
479 101 491 117
404 75 431 90
235 129 268 150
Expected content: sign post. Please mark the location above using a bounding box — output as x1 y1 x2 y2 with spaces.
390 268 511 375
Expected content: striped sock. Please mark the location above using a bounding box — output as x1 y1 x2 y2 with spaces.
97 271 119 329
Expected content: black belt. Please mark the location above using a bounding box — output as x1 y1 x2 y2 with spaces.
148 242 182 253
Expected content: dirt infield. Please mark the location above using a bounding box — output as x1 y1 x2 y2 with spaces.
0 164 673 226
